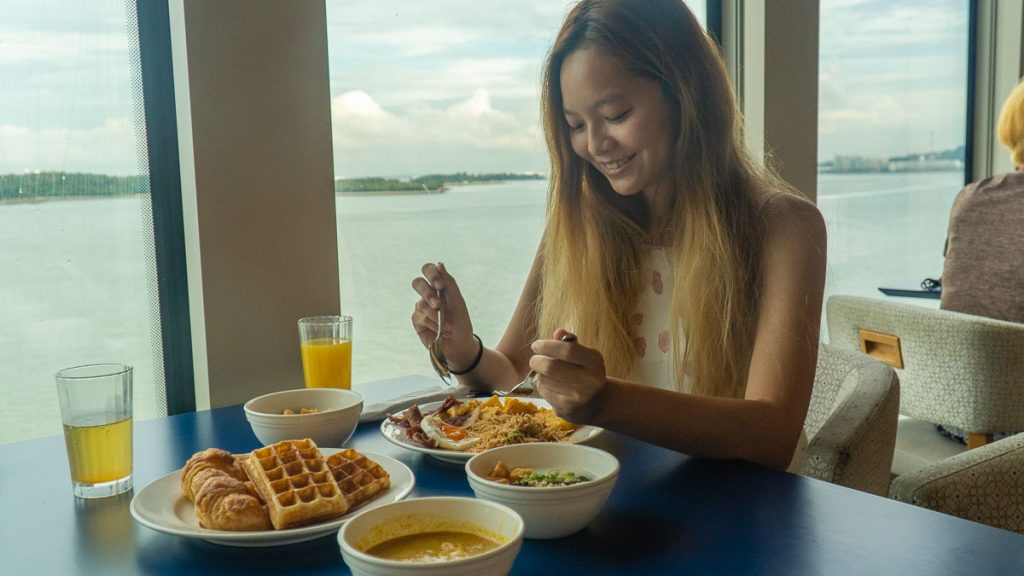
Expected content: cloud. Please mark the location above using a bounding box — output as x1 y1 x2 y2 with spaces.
336 56 542 110
0 117 139 175
821 2 966 58
0 0 974 176
330 89 545 177
337 26 484 58
448 89 494 117
0 29 128 66
1 1 564 176
334 90 389 118
327 1 568 43
817 0 969 159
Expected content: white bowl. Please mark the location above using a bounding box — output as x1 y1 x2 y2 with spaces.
338 497 524 576
243 388 363 447
465 443 619 539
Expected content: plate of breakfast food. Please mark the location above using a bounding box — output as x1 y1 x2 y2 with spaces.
381 394 603 464
130 439 414 547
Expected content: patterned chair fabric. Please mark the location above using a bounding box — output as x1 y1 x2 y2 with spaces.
826 296 1024 433
801 344 900 496
889 432 1024 534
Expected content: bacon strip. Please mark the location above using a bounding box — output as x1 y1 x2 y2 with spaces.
388 396 462 449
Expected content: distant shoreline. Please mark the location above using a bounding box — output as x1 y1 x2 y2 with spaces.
337 188 447 196
337 179 546 195
1 170 963 205
0 193 137 206
334 173 546 195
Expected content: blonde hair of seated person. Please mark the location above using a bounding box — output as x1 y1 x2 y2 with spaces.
537 0 793 398
997 79 1024 166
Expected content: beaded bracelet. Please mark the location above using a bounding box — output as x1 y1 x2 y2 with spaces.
449 334 484 375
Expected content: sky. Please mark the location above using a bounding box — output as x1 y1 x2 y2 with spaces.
0 0 968 178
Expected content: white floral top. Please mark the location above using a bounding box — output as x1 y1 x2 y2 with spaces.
631 248 688 392
631 247 807 473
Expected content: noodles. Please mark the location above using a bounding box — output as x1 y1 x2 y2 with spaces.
460 397 577 452
390 395 579 452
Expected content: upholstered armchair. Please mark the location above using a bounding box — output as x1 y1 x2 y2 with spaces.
826 295 1024 531
827 295 1024 456
890 432 1024 534
800 344 900 496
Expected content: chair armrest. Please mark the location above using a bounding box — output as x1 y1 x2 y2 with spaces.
889 433 1024 534
804 356 900 496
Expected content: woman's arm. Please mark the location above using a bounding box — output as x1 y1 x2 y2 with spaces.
411 251 543 392
535 194 827 470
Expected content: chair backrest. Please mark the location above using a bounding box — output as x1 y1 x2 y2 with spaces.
826 295 1024 433
801 344 900 496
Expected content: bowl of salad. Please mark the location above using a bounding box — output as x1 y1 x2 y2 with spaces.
465 443 619 539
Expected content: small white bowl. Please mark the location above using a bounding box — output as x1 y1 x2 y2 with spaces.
243 388 363 447
338 497 524 576
465 443 619 539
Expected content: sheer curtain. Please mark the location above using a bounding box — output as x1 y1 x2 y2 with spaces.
0 0 166 443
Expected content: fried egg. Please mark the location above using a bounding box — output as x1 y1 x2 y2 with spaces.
420 414 480 451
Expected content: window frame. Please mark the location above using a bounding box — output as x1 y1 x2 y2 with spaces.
137 0 1020 414
136 0 195 414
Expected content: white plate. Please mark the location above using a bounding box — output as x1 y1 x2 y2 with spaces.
129 450 414 547
380 397 604 464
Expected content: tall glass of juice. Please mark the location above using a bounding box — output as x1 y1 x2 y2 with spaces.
298 315 353 389
55 363 133 498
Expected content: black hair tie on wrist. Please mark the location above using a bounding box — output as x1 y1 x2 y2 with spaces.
449 334 484 375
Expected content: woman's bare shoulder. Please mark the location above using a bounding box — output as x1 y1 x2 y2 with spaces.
756 191 826 307
759 190 823 226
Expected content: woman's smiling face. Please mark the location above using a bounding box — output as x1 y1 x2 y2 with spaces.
560 47 677 204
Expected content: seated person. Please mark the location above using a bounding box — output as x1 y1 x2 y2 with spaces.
940 80 1024 324
410 0 826 473
936 81 1024 444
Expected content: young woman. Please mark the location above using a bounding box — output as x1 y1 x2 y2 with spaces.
410 0 826 472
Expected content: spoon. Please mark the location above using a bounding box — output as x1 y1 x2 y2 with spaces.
495 333 577 397
428 289 453 387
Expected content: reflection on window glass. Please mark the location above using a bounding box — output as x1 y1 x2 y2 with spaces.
818 0 968 304
0 1 163 443
326 1 707 383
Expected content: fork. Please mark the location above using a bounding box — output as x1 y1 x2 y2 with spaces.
495 333 577 397
427 289 453 387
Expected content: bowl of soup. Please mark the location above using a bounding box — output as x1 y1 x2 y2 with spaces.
465 443 619 539
338 497 524 576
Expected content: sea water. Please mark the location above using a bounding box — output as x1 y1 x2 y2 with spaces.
0 171 963 443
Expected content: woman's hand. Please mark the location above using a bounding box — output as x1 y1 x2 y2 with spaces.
410 262 478 371
532 328 608 424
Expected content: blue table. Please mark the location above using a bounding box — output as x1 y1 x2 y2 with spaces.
2 394 1023 574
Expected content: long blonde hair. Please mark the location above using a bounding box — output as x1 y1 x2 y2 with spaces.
538 0 785 398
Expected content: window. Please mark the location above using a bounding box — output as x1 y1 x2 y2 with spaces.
818 0 970 303
326 1 708 384
0 0 165 443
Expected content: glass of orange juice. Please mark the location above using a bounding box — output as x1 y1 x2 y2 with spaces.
55 363 133 499
298 315 353 389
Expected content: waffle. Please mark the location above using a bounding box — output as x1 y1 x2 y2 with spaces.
242 439 350 529
326 448 392 511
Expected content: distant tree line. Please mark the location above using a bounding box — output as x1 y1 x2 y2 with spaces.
336 171 545 193
335 177 446 193
414 172 546 184
0 172 145 200
0 170 546 199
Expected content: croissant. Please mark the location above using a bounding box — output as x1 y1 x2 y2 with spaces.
181 448 272 531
